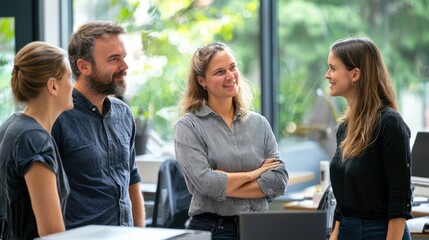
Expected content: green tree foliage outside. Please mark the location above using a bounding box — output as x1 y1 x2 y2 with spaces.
106 0 261 140
277 0 429 137
2 0 428 143
106 0 429 141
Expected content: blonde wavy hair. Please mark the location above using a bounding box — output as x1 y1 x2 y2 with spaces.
332 37 398 160
178 42 253 118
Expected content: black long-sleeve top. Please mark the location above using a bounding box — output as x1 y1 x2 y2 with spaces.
331 107 412 221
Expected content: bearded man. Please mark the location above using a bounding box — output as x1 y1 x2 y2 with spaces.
52 21 145 229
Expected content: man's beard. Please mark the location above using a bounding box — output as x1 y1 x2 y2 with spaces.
86 67 127 96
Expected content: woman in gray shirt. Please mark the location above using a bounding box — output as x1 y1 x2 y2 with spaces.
174 42 288 239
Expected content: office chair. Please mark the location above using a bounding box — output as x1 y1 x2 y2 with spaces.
317 185 336 239
150 158 192 229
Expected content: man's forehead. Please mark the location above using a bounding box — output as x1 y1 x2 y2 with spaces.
94 35 127 55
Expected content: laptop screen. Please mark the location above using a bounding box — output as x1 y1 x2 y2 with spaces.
411 132 429 179
411 132 429 198
239 210 327 240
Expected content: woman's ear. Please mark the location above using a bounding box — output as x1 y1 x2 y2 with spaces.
46 78 58 96
351 68 361 83
197 75 206 89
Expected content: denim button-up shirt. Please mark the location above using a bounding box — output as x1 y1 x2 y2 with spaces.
52 89 141 229
174 105 288 217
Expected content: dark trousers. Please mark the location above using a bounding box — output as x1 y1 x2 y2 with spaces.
338 216 411 240
187 213 239 240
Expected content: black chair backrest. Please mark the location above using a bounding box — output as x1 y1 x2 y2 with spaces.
151 159 192 229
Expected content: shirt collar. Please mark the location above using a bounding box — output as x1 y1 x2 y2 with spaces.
73 88 111 114
195 103 243 119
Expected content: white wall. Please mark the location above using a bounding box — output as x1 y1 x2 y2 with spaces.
42 0 61 46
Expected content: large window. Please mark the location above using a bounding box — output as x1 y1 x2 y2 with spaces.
0 18 15 123
277 0 429 157
73 0 261 142
70 0 429 160
0 1 42 124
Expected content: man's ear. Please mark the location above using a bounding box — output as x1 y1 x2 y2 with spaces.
46 78 58 96
76 59 91 75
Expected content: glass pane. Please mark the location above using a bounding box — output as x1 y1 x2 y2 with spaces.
0 17 15 124
277 0 429 158
73 0 261 144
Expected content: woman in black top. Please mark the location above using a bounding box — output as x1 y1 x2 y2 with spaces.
0 42 72 239
325 37 412 240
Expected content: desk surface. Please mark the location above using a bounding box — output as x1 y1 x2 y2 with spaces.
35 225 211 240
288 171 315 185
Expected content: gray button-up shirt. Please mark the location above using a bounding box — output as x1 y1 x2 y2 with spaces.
174 105 288 217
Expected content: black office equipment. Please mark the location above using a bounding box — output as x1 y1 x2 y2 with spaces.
239 210 327 240
151 159 192 229
317 185 336 238
411 132 429 198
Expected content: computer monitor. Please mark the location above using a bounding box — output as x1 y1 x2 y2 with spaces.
239 211 327 240
411 131 429 198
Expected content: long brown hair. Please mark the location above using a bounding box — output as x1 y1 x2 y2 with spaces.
178 42 252 118
332 37 398 160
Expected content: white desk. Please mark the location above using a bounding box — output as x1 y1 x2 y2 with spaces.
288 171 315 185
136 154 174 184
36 225 211 240
414 203 429 217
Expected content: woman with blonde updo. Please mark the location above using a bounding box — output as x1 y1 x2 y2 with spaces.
0 41 73 239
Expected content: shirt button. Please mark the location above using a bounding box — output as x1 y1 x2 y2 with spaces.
91 107 97 112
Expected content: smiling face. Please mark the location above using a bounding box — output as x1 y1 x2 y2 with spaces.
324 51 359 103
197 50 240 104
87 34 129 96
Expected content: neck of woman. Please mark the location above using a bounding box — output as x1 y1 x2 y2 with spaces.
24 102 56 133
207 99 235 126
